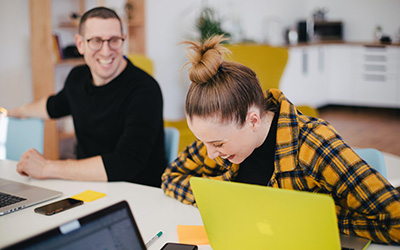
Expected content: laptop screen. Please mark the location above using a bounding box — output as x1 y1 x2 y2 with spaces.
5 201 146 250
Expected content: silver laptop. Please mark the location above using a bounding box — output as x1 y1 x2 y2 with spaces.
0 178 62 215
4 200 147 250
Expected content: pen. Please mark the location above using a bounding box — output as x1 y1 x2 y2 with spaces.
145 231 163 247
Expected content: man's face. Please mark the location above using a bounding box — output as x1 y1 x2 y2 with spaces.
76 18 127 86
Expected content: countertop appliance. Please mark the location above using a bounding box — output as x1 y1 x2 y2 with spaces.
312 21 343 40
297 20 343 42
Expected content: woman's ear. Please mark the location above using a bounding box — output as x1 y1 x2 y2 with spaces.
247 109 261 132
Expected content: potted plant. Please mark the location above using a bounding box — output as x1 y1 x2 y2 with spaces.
196 7 231 42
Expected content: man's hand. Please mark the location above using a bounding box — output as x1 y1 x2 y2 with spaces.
6 96 50 120
16 149 107 182
17 148 49 179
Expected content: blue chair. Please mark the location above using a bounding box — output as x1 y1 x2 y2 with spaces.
4 117 44 161
354 148 387 178
164 127 180 164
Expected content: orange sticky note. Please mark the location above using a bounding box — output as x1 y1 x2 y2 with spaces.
71 190 106 202
177 225 209 245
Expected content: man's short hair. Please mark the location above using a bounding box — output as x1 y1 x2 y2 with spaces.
79 7 123 35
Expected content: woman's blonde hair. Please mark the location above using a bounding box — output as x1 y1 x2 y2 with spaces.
183 35 269 127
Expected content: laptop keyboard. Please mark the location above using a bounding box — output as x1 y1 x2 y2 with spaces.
0 192 26 208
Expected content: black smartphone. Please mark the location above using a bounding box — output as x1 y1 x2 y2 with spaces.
160 242 198 250
34 198 83 216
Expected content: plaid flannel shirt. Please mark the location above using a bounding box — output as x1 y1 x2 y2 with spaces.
161 89 400 244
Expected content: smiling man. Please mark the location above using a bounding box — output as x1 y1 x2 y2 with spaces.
7 7 166 187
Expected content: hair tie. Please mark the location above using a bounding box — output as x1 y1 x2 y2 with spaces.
217 64 224 74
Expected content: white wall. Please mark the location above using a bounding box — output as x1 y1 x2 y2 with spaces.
146 0 203 121
1 0 399 120
0 0 32 110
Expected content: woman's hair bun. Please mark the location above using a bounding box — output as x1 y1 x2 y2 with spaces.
181 35 230 84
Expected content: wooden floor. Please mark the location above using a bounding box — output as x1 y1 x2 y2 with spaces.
318 105 400 157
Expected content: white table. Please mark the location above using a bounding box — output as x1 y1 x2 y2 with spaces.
1 154 400 249
0 159 204 250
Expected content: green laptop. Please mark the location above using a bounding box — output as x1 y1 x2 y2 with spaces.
190 177 369 250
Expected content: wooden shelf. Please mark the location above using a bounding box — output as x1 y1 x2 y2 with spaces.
58 21 80 29
127 20 144 27
126 0 146 54
30 0 59 160
59 131 75 140
56 58 85 66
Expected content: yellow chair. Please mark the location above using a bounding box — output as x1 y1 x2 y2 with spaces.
224 44 319 117
224 44 288 90
126 54 154 76
165 45 290 153
296 105 320 117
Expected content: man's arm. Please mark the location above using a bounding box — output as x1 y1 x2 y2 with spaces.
7 96 50 119
16 148 107 181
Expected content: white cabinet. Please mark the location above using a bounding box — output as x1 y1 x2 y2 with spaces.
281 44 400 109
279 47 304 104
326 45 357 105
353 46 399 108
280 46 328 107
307 46 329 107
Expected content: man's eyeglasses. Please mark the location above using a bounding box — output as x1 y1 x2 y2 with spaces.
84 36 125 51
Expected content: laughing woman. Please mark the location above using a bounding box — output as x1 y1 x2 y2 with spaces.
161 35 400 245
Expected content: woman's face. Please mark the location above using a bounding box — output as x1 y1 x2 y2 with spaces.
187 113 262 164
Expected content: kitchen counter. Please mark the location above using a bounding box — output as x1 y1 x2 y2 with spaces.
279 42 400 109
286 40 400 47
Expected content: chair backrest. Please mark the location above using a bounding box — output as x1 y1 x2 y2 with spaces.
224 44 289 91
353 148 387 178
164 127 180 164
164 119 197 153
0 117 7 159
296 105 320 117
126 54 154 76
1 117 44 161
224 44 319 118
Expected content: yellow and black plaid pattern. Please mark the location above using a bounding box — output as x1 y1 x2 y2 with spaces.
161 89 400 245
